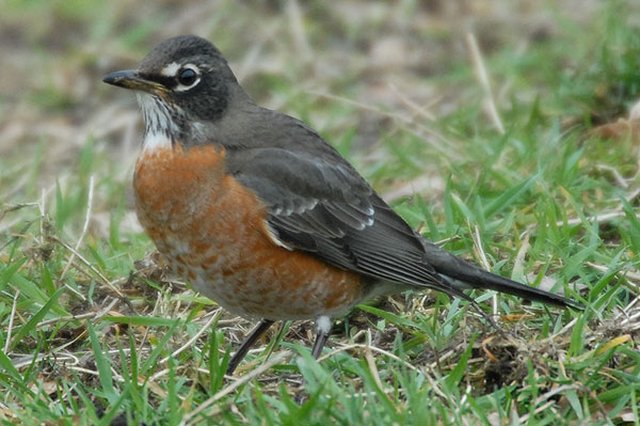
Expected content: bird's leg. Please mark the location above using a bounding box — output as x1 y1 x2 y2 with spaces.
226 318 275 375
311 316 332 359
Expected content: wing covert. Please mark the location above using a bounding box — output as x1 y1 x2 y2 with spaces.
226 144 442 288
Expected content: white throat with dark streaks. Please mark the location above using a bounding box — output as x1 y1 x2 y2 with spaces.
136 93 178 152
136 92 210 151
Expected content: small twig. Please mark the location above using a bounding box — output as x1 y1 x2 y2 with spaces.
286 0 312 63
66 366 126 384
39 189 46 237
160 310 221 364
617 297 640 325
594 164 629 188
561 210 627 227
518 400 557 423
512 233 530 281
11 346 146 370
471 225 498 317
586 261 640 282
0 202 39 233
9 299 120 369
466 33 505 134
307 89 463 161
522 208 634 237
387 82 437 122
318 342 449 402
182 351 292 426
36 297 119 328
619 310 640 328
458 383 471 413
625 187 640 202
364 346 386 394
4 290 20 353
53 237 127 300
520 384 585 423
60 175 95 281
319 343 418 372
539 317 578 344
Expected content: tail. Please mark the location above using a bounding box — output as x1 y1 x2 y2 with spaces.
421 240 583 310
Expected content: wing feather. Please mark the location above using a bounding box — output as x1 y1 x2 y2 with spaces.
227 146 442 288
214 108 580 310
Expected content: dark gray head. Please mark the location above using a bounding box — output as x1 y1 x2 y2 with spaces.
103 35 242 144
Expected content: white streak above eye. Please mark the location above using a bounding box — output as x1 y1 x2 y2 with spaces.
160 62 181 77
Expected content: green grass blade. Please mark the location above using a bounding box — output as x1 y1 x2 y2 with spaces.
87 323 117 404
9 286 65 351
483 174 538 218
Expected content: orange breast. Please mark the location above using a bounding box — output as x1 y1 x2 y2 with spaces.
133 144 366 320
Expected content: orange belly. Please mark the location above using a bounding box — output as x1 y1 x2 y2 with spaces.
133 144 366 320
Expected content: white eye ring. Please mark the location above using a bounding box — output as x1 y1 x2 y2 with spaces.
175 64 200 91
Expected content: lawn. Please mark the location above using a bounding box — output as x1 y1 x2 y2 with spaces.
0 1 639 424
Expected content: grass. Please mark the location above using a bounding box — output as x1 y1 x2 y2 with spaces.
1 0 639 424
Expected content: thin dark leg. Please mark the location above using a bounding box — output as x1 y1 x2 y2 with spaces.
226 319 275 375
311 332 329 359
311 316 332 359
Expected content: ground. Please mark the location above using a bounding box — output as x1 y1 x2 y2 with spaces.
0 1 639 424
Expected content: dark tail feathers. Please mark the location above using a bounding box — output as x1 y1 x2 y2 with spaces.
421 240 583 310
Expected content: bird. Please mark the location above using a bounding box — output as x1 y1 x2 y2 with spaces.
103 35 582 375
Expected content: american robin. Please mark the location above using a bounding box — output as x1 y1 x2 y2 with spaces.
103 35 582 375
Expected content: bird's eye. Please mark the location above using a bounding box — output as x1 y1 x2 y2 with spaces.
177 67 198 87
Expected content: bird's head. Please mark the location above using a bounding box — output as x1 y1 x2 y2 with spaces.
103 35 237 148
